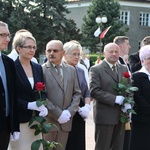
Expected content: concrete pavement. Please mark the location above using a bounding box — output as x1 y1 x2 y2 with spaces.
86 107 95 150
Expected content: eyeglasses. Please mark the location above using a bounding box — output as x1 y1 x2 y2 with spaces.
0 33 12 39
46 49 62 53
69 53 80 57
20 45 37 51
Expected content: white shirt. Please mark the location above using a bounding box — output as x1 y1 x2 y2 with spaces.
77 62 89 85
82 58 90 69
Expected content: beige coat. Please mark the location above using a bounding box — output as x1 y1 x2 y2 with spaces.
42 61 81 131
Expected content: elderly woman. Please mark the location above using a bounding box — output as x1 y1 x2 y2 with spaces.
63 41 91 150
9 32 48 150
130 45 150 150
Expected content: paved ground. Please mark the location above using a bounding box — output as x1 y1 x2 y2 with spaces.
86 106 95 150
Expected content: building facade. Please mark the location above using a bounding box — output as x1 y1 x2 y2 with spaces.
65 0 150 53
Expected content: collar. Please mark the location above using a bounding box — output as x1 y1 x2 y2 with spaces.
52 62 63 68
104 59 117 68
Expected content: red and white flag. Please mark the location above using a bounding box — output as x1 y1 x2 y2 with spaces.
100 26 111 39
94 27 101 37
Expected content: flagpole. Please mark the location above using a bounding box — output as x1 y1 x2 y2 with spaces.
100 38 102 58
95 15 107 58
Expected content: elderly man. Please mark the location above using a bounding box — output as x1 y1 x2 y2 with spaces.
89 43 130 150
0 21 19 150
42 40 81 150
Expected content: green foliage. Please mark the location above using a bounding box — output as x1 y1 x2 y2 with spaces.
31 139 62 150
90 54 99 62
0 0 81 57
81 0 129 53
89 54 104 64
29 115 60 150
28 82 61 150
113 74 138 123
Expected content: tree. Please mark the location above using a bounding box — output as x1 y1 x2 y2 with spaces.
81 0 129 53
0 0 81 57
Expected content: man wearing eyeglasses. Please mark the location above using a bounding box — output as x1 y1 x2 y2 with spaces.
0 21 19 150
42 40 81 150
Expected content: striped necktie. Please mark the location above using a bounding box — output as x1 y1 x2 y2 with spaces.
112 65 118 79
55 65 64 88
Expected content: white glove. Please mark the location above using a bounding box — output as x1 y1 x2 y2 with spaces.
122 103 132 113
28 102 48 117
10 132 20 141
115 96 125 105
63 110 71 118
38 105 48 117
78 104 91 119
57 110 71 124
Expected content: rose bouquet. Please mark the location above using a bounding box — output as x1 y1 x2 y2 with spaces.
113 72 138 124
29 82 61 150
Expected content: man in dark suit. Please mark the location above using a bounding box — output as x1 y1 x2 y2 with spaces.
89 43 130 150
42 40 81 150
129 36 150 73
0 21 19 150
114 36 131 150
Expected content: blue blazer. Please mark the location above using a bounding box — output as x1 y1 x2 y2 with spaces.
15 58 46 123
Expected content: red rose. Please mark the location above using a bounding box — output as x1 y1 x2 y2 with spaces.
35 82 45 91
123 72 130 78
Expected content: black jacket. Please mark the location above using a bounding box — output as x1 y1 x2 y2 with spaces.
15 58 46 123
0 54 19 133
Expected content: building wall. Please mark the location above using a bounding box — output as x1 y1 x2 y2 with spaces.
120 1 150 52
65 0 150 54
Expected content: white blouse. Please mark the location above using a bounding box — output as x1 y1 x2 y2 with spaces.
28 77 34 89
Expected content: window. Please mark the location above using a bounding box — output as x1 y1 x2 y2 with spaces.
120 10 130 25
140 12 150 27
138 41 141 50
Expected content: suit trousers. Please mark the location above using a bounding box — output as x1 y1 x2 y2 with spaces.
43 129 69 150
123 130 131 150
0 116 10 150
94 123 125 150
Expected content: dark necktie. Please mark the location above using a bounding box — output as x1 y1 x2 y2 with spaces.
55 65 64 88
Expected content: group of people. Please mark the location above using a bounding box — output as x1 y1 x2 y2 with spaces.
0 21 92 150
0 19 150 150
89 35 150 150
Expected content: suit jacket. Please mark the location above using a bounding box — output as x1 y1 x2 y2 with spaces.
0 54 19 133
89 60 129 125
15 58 45 123
42 61 81 131
119 56 131 72
132 72 150 122
129 52 141 73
